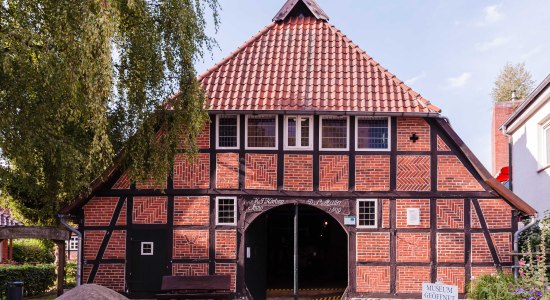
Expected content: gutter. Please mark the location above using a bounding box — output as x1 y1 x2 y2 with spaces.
513 216 538 278
59 214 82 286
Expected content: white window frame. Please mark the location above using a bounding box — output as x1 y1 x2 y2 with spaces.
355 116 391 151
284 115 314 150
540 120 550 169
356 199 378 229
319 116 350 151
216 114 240 150
141 242 154 256
69 235 79 251
215 196 237 226
245 115 278 150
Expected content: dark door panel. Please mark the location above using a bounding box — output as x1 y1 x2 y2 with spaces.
128 229 168 295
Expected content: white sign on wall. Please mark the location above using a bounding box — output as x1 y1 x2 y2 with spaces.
407 208 421 225
422 282 458 300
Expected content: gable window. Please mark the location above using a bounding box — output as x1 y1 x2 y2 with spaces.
216 115 239 149
320 116 349 150
216 197 237 226
246 115 277 149
284 116 313 150
356 117 390 150
356 199 377 228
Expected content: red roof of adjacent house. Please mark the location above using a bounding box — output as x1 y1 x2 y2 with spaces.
199 0 441 114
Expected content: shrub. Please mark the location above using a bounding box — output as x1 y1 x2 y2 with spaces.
0 264 55 298
467 272 519 300
65 262 77 288
11 239 55 264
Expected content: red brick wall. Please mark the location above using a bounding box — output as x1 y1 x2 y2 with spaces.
83 264 92 284
356 232 390 262
215 263 236 292
437 233 464 263
84 197 126 226
492 101 518 175
437 199 464 229
84 231 104 260
215 230 237 259
396 155 430 191
284 154 313 191
355 155 390 191
396 199 430 228
178 122 210 149
437 135 451 151
396 266 430 293
319 155 349 191
93 264 125 292
104 230 126 259
493 232 512 263
356 266 390 293
381 199 390 228
173 230 209 259
174 153 210 189
136 176 166 190
216 153 239 189
112 173 130 189
174 196 209 226
474 199 512 229
396 232 430 262
172 263 209 276
438 155 483 191
133 197 167 224
397 118 431 151
438 267 465 293
471 266 497 279
245 154 277 190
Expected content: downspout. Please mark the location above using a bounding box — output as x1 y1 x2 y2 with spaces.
59 214 82 286
501 124 514 191
513 216 538 278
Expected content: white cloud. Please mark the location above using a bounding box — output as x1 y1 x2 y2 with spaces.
483 4 504 24
520 45 543 60
475 36 511 52
405 71 427 85
447 72 471 88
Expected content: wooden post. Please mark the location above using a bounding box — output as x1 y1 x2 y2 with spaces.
9 238 13 262
56 240 66 296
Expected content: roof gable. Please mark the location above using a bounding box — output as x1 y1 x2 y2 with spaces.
273 0 329 22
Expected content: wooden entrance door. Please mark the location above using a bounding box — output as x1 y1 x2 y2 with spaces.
128 228 168 295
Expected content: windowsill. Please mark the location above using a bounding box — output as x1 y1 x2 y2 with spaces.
537 164 550 173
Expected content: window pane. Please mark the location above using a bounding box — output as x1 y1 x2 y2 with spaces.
287 117 297 147
218 116 238 148
322 118 347 149
358 200 376 227
218 198 236 224
357 118 388 149
301 118 310 147
248 116 276 148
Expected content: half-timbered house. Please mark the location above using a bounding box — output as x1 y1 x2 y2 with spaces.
61 0 537 298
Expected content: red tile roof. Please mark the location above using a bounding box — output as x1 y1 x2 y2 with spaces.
199 1 441 114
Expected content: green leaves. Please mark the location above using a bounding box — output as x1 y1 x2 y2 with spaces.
491 62 535 103
0 0 218 224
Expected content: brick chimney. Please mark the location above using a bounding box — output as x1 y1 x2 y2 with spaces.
491 100 521 175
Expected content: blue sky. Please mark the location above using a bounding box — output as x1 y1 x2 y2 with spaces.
194 0 550 170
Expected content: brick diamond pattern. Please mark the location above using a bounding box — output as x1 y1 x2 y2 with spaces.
437 233 465 263
216 153 239 189
172 263 209 276
319 155 349 191
437 199 464 229
174 153 210 189
357 232 390 262
437 135 451 151
216 263 237 292
438 155 483 191
397 155 430 191
356 266 390 293
173 230 209 259
397 266 430 293
284 154 313 191
245 154 277 190
437 267 465 293
397 118 431 151
103 230 126 259
133 197 167 224
84 231 105 260
355 155 390 191
112 173 130 189
174 196 209 226
94 264 125 292
397 232 430 262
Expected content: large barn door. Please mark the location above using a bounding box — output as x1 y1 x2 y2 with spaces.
128 228 168 295
245 213 268 299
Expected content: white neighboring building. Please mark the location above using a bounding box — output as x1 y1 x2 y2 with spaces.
502 74 550 217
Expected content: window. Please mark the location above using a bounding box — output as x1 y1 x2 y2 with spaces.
320 116 349 150
356 117 390 150
543 122 550 167
216 197 237 225
284 116 313 150
141 242 154 255
216 115 240 149
356 199 377 228
69 235 78 251
246 115 278 149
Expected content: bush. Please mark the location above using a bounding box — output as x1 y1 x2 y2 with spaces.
65 262 77 288
467 272 518 300
12 239 55 264
0 264 55 298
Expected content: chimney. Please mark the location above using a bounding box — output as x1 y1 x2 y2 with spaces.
491 94 522 175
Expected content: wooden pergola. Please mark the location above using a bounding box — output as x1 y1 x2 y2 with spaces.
0 226 70 296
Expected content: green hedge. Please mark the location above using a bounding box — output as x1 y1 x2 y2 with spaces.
0 264 55 298
12 239 55 264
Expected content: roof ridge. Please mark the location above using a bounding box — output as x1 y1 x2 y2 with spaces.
323 22 442 113
197 22 277 82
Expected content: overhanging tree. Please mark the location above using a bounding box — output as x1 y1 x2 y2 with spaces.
491 62 535 102
0 0 219 225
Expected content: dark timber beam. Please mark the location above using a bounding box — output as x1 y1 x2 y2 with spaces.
0 226 70 241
